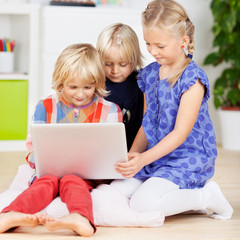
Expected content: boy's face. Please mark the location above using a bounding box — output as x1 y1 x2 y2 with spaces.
62 74 96 107
104 45 132 83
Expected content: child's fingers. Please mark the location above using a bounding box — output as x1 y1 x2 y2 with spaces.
115 163 133 174
128 152 139 159
115 161 129 168
115 165 130 173
115 163 136 176
119 170 136 178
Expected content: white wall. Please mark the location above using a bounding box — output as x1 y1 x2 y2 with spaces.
131 0 222 144
2 0 222 144
41 0 222 143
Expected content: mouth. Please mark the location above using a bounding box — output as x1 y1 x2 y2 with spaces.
74 98 84 102
110 75 121 79
155 57 163 61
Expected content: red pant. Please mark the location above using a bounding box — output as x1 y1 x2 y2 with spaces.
1 175 96 231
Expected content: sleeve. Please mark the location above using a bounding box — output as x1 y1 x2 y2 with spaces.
179 61 210 102
25 100 47 170
106 102 123 123
137 62 159 94
137 68 146 93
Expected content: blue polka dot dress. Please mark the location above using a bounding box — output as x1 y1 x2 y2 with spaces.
135 60 217 189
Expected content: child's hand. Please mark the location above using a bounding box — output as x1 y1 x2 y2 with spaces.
115 152 145 178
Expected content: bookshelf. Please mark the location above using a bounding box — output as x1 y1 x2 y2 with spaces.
0 4 154 151
0 4 40 151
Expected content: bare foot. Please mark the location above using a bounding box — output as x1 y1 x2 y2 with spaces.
35 212 53 225
0 212 39 233
44 213 94 237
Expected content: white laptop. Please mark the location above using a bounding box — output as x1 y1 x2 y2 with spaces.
31 123 128 179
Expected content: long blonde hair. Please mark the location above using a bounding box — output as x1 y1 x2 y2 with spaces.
142 0 195 86
52 43 108 97
96 23 143 72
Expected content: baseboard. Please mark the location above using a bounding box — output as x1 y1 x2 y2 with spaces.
0 140 26 152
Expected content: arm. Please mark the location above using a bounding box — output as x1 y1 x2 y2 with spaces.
115 80 205 178
25 101 47 169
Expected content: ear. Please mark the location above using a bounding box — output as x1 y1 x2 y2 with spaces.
181 35 190 48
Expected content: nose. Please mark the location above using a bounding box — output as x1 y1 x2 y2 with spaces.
111 64 119 74
148 45 158 57
76 89 84 98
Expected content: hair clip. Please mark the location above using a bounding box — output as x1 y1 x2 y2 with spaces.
114 33 122 45
187 54 193 59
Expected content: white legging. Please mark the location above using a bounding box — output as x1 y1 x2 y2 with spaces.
34 176 232 225
110 177 233 218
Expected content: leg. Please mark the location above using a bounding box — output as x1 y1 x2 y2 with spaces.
130 177 179 213
161 181 233 219
110 178 143 198
91 179 164 227
44 175 95 237
130 178 233 220
1 175 59 214
0 175 59 233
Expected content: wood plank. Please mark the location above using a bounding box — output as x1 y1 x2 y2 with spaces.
0 147 239 240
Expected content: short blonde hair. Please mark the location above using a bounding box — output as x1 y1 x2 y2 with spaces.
142 0 195 86
52 43 108 97
96 23 143 71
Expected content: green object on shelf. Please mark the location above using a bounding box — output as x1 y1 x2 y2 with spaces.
0 80 28 140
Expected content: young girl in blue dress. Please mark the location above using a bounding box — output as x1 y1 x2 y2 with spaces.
112 0 233 220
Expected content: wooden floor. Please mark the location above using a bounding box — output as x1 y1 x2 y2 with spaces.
0 147 239 240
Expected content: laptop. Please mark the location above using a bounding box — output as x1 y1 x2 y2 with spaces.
30 123 128 179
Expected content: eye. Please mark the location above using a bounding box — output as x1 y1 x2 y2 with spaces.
84 85 94 90
158 45 165 49
68 85 77 89
105 62 112 67
120 63 128 67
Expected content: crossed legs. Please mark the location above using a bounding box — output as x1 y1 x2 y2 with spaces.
0 175 95 236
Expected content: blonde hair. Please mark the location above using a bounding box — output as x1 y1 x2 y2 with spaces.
52 43 108 97
142 0 195 86
96 23 143 71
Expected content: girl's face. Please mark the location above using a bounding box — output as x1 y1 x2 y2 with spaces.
143 26 184 66
104 45 132 83
62 74 96 107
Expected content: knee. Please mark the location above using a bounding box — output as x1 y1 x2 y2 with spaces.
60 175 92 191
110 178 142 198
129 192 153 212
61 175 84 185
34 175 59 187
32 175 59 197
